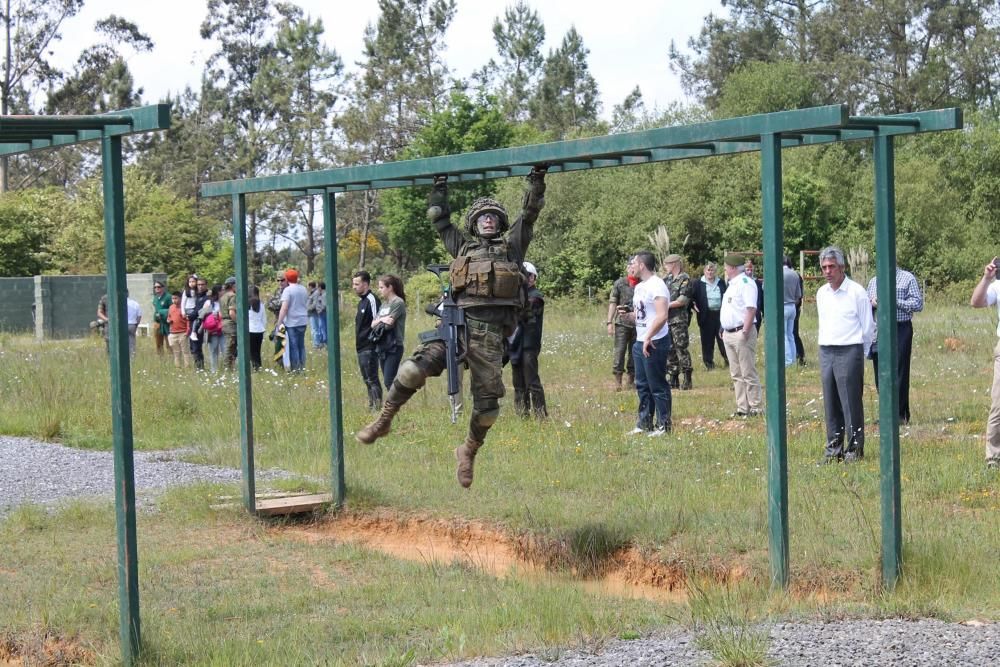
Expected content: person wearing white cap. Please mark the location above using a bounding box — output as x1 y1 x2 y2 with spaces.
510 261 547 418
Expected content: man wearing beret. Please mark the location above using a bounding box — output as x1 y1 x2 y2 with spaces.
720 254 762 417
663 254 694 390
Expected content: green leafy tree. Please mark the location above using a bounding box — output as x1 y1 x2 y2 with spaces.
0 187 63 275
0 0 84 191
529 27 601 137
379 91 514 269
476 1 545 121
715 60 820 117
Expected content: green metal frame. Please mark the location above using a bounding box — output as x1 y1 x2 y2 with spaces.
0 105 171 665
200 103 961 593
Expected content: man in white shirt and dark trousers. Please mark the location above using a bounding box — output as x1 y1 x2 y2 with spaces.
969 257 1000 470
816 246 874 463
622 251 672 436
720 254 762 417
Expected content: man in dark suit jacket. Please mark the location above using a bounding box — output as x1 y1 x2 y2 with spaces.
745 259 764 331
691 262 728 369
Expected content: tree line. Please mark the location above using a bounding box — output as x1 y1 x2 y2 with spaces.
1 0 999 296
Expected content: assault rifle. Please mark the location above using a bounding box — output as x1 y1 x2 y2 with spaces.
426 263 465 423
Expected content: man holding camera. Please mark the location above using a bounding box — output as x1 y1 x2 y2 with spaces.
969 256 1000 470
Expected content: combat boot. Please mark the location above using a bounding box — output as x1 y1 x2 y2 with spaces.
455 437 483 488
356 400 401 444
626 372 635 389
613 372 623 391
670 373 680 389
681 370 692 390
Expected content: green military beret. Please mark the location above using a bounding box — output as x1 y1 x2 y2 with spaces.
723 253 745 267
664 254 683 264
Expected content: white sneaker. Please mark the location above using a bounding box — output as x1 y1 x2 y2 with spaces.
648 428 667 437
627 427 646 436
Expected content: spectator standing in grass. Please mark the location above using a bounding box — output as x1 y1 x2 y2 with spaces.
166 291 191 369
201 285 225 373
663 254 693 390
816 245 874 463
783 257 803 367
606 258 638 391
867 266 923 424
313 281 328 349
96 294 109 352
152 280 171 356
276 269 309 371
188 277 210 371
125 291 142 358
352 271 383 410
968 257 1000 470
372 274 407 389
510 261 547 418
220 277 238 372
248 286 266 370
306 281 319 347
745 259 764 331
691 262 727 370
623 250 672 436
720 254 762 418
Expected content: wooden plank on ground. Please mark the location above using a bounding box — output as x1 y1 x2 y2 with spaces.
254 493 333 516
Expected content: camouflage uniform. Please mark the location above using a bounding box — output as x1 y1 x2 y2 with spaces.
357 168 547 488
608 276 636 389
664 266 693 389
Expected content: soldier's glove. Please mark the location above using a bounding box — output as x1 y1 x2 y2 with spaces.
522 164 547 216
427 174 450 223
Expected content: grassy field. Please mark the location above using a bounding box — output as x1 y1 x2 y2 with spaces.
0 297 997 665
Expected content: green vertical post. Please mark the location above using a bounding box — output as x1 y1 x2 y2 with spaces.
232 194 256 514
874 134 902 589
102 135 140 664
323 191 345 507
760 133 789 589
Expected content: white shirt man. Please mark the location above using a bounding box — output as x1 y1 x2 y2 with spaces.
969 258 1000 469
125 294 142 358
720 255 762 417
816 246 874 463
627 251 672 435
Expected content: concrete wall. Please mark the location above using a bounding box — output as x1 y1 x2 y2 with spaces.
0 277 35 333
0 273 167 339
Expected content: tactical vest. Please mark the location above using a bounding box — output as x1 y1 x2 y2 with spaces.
449 239 524 309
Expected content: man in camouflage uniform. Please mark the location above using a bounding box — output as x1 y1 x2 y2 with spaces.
606 258 637 391
663 254 694 390
357 167 548 488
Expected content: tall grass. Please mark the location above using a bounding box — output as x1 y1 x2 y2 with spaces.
1 297 998 663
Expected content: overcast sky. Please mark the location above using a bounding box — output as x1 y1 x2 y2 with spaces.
52 0 725 119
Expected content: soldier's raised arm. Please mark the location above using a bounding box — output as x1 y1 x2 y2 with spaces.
508 165 548 254
428 174 465 258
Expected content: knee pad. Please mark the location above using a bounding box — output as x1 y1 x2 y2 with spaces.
395 359 427 390
471 404 499 427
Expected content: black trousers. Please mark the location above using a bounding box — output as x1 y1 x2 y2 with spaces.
793 303 805 361
870 320 914 423
697 310 727 367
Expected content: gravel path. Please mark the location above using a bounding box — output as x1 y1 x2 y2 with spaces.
443 619 1000 666
3 436 996 665
0 435 289 516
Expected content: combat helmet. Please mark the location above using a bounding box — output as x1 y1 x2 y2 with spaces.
465 197 509 236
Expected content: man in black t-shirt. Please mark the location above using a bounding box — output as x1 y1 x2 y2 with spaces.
352 270 382 410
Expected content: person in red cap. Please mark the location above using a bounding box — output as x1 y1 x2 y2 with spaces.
276 268 309 371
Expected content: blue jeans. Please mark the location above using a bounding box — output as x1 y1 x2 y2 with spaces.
783 303 798 367
286 325 306 370
633 336 672 431
311 313 327 347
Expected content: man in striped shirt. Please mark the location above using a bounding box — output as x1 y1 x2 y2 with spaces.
867 267 923 425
